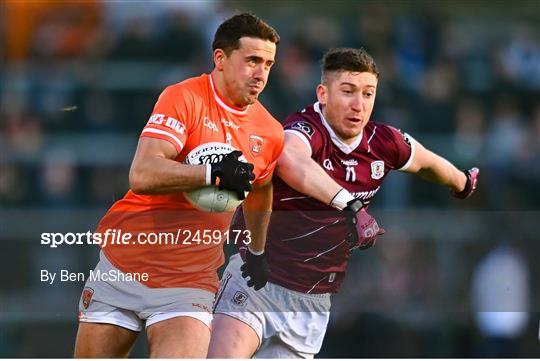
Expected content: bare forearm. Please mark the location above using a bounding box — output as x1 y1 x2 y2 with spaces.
276 151 341 205
243 182 273 253
415 152 467 192
130 156 207 194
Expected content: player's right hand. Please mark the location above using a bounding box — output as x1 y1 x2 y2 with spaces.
343 199 385 250
211 150 255 200
241 248 270 290
452 167 479 199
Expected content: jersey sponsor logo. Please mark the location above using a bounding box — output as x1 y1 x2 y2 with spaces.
371 161 385 179
184 142 245 165
232 291 248 306
148 114 186 134
221 118 240 130
351 186 381 200
249 135 264 156
341 159 358 167
81 287 94 309
323 159 334 171
203 117 219 132
290 121 315 139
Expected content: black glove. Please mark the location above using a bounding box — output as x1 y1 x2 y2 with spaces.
343 199 385 250
211 150 255 200
452 167 479 199
241 248 270 290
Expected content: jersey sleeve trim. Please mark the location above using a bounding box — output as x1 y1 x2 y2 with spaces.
256 164 274 182
141 128 184 153
284 129 312 156
397 133 416 171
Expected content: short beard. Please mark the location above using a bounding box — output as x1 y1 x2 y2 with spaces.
243 93 257 105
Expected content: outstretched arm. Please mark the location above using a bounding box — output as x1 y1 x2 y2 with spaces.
404 138 478 198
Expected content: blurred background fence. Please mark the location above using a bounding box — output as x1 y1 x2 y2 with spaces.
1 0 539 357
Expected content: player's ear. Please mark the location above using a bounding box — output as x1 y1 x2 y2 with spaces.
213 49 226 71
316 83 328 105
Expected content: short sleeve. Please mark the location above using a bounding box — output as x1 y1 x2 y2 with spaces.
140 85 192 155
386 126 415 171
254 127 285 183
283 114 324 157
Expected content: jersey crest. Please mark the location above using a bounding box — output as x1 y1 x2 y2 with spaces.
249 135 264 156
370 160 385 180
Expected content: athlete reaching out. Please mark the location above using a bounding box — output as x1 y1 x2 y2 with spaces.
209 47 478 358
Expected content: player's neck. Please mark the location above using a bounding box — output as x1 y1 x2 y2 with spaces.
210 71 249 111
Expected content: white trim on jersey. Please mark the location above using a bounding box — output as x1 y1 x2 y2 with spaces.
313 102 363 154
280 196 309 201
141 128 184 151
279 220 340 242
367 125 377 144
303 239 347 263
284 129 312 156
209 74 250 115
366 125 377 153
397 133 416 172
306 275 328 294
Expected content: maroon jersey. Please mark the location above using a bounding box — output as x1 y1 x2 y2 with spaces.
234 102 414 294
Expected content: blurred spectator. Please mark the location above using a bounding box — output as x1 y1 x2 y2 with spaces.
452 98 486 166
392 13 436 93
28 5 101 61
157 10 204 64
39 149 77 206
484 96 527 207
0 164 28 204
81 92 116 131
3 0 101 62
271 41 318 119
496 24 540 90
418 57 459 131
292 16 344 60
471 244 530 357
515 103 540 206
352 5 393 55
3 111 44 155
108 18 157 60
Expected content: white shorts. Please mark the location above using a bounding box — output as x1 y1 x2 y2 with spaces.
78 251 214 332
213 254 331 357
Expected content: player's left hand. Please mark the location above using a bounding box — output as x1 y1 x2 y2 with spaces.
241 248 270 290
452 167 479 199
344 199 385 250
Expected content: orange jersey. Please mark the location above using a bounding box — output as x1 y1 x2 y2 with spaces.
99 73 284 292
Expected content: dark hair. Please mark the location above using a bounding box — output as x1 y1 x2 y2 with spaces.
212 13 280 55
321 47 379 82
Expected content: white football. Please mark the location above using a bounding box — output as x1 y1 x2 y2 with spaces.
184 142 248 212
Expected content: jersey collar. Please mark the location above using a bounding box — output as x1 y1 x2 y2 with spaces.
209 73 250 116
314 102 363 154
